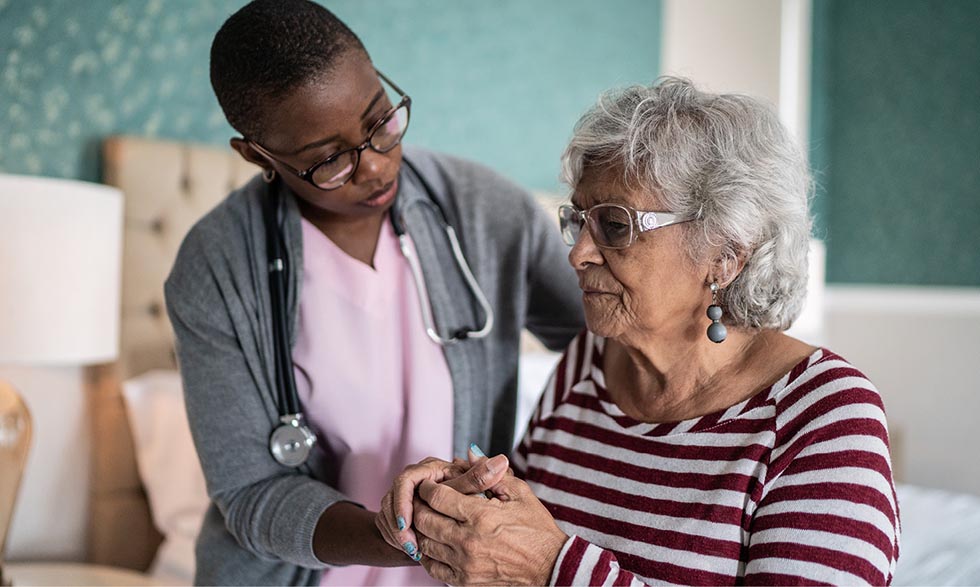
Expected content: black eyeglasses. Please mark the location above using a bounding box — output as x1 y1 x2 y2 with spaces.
558 203 695 249
248 70 411 191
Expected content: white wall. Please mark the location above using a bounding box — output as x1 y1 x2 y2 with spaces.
661 0 810 144
662 0 783 105
823 286 980 495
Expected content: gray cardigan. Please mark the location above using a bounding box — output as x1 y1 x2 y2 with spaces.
164 147 584 586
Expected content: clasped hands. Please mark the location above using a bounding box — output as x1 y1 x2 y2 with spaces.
374 447 568 586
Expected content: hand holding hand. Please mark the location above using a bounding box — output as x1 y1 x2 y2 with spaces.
413 474 568 585
374 447 509 561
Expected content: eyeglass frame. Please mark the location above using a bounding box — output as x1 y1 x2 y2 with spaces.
245 69 411 191
558 202 696 249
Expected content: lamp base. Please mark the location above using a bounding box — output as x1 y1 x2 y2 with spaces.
0 380 33 587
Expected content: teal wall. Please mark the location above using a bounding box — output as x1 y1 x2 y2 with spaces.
810 0 980 286
0 0 661 193
0 0 232 183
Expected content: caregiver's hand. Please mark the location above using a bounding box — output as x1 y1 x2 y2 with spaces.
375 449 509 561
414 474 568 585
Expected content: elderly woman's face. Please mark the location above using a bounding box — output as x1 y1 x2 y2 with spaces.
569 165 708 343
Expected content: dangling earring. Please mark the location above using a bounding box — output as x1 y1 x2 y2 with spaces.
706 282 727 343
262 168 276 183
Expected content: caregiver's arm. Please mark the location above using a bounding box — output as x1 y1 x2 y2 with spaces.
522 187 586 351
313 503 416 566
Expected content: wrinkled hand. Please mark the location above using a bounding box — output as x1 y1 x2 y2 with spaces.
413 474 568 585
375 449 509 561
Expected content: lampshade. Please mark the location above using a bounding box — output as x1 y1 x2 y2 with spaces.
0 174 123 365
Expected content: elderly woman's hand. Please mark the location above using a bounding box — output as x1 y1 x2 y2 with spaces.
413 474 568 585
375 451 510 561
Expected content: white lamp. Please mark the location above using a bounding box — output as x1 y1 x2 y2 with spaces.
0 174 123 585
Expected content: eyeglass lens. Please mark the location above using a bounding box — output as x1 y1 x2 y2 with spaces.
310 103 410 189
559 205 582 246
559 204 634 248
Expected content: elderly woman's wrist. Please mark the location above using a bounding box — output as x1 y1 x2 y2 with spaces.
536 528 572 585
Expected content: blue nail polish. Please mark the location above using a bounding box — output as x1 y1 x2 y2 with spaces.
403 542 417 556
397 516 406 531
469 443 486 458
412 551 422 562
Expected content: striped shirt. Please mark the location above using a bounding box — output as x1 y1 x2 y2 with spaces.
512 331 900 586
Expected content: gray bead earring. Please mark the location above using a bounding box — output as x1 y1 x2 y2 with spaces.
706 282 727 343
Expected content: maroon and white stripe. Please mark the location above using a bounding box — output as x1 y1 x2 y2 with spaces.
513 331 900 586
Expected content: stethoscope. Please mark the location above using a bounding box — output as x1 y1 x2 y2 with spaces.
264 156 494 467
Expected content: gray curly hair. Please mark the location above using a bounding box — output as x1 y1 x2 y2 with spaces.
561 77 812 330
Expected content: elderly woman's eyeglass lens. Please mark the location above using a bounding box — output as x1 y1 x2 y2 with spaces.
558 203 694 249
248 70 411 191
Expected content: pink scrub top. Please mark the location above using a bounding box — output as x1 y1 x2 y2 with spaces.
292 214 453 586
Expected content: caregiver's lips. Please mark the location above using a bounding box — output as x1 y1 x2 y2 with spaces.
360 179 398 207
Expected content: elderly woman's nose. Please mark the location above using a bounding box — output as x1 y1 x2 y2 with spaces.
568 227 604 269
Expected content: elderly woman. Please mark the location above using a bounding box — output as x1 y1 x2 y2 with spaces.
375 78 900 586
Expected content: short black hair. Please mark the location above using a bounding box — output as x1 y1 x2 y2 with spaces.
210 0 367 141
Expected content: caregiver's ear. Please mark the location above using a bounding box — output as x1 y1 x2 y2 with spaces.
230 137 270 169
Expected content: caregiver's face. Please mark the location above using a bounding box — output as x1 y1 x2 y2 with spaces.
250 50 403 221
567 165 707 344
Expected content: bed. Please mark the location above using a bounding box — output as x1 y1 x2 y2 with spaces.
81 135 980 585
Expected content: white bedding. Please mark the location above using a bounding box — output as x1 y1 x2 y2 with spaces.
893 483 980 586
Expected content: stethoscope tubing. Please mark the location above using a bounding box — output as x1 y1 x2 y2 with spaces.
265 188 301 416
391 156 494 344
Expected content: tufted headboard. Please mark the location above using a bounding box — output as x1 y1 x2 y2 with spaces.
89 136 257 571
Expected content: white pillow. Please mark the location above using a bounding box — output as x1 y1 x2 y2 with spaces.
122 370 208 586
515 347 562 448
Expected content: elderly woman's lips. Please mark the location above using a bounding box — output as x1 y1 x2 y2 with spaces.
580 282 611 294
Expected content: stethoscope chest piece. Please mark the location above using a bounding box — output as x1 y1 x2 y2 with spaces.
270 413 316 467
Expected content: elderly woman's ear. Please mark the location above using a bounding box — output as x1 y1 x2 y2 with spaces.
708 246 748 289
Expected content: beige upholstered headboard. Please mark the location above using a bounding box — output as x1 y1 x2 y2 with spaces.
89 136 257 570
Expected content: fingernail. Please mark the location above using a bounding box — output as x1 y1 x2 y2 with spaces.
469 443 486 458
403 542 417 556
397 516 406 531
